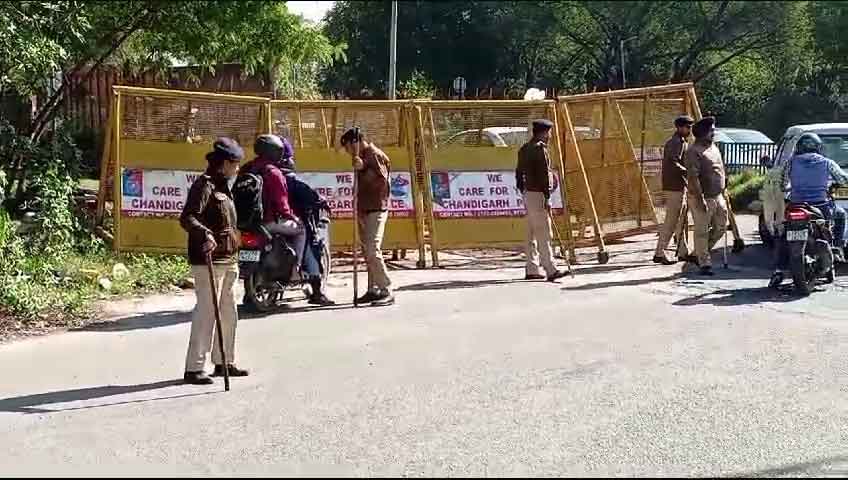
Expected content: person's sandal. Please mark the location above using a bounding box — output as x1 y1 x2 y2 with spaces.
183 371 214 385
309 294 336 306
652 256 675 265
212 364 249 377
371 292 396 306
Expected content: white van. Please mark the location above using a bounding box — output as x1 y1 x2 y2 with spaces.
759 123 848 246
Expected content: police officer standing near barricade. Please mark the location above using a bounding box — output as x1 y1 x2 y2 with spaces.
653 115 695 265
685 116 728 276
516 119 567 282
341 128 395 306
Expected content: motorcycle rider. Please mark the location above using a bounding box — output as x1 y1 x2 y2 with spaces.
240 135 307 275
770 132 848 286
275 139 336 306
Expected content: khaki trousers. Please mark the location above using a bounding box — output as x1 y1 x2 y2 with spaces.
761 183 786 237
690 194 729 267
655 190 689 257
524 191 558 276
358 210 392 293
185 262 239 372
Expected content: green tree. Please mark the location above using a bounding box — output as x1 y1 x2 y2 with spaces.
0 1 344 203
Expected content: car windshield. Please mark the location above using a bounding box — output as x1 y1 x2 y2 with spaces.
820 134 848 168
721 130 773 143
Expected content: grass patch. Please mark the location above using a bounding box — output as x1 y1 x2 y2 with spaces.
727 170 765 212
0 245 190 337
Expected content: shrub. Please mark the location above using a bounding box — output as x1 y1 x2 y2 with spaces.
727 170 766 212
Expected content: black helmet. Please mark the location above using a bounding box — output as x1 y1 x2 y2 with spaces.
795 132 823 154
254 134 285 159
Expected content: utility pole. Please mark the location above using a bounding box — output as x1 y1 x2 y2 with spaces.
620 35 638 89
388 1 398 99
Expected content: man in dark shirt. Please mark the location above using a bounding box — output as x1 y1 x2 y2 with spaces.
341 128 394 306
516 119 567 282
653 115 694 265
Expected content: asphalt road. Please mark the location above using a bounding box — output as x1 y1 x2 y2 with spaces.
1 215 847 477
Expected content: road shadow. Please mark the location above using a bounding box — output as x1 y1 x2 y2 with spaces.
78 311 191 332
396 278 523 292
238 302 357 319
728 454 848 477
563 273 684 291
0 379 201 414
672 284 807 307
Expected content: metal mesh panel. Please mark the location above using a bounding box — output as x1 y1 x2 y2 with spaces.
427 105 549 147
616 96 687 226
561 90 692 239
271 103 407 148
120 94 263 147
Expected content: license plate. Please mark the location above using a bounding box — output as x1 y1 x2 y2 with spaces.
786 230 808 242
238 250 261 262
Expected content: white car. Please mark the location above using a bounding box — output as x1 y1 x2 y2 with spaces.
758 123 848 247
715 128 775 173
443 126 598 147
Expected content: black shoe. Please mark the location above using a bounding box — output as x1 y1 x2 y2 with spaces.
183 371 214 385
652 256 675 265
547 270 567 282
309 293 336 306
679 255 699 265
371 292 396 306
212 364 249 377
355 291 379 305
699 266 714 276
768 271 784 289
524 273 546 280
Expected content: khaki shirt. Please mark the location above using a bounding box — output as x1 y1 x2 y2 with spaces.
661 134 688 192
685 139 726 198
516 140 553 199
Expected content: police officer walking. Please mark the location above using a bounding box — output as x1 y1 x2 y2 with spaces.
685 116 728 276
516 119 567 282
653 115 695 265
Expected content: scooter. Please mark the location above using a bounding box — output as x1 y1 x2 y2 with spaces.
781 202 836 295
774 185 844 295
238 207 332 312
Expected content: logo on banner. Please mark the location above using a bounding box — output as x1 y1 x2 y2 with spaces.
431 172 453 207
390 175 410 198
123 169 143 198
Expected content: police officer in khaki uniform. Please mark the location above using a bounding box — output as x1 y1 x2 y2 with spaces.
685 116 728 276
653 115 694 265
516 119 567 282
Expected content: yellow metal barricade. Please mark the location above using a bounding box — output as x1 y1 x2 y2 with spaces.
97 83 738 265
109 86 267 254
269 100 426 260
416 100 589 266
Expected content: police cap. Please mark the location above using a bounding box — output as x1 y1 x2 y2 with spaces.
532 119 554 133
674 115 695 127
692 116 716 138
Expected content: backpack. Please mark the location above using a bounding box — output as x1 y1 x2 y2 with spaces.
232 166 268 231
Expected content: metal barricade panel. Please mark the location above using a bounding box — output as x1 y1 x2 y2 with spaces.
270 102 424 253
113 89 266 253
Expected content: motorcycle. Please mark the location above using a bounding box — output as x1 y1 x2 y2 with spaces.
777 186 843 295
238 207 332 312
